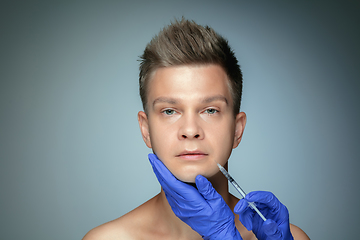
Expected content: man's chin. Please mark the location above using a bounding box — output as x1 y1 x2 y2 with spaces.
169 164 220 183
175 174 197 184
174 171 215 184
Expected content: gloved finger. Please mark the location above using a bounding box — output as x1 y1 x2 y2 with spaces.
234 198 265 217
148 154 180 193
262 219 282 240
234 198 249 214
148 153 182 188
245 191 280 211
234 199 254 231
245 191 275 204
195 175 223 205
148 153 200 200
148 154 187 200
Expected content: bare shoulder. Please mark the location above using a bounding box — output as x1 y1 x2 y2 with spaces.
82 219 131 240
290 224 310 240
82 211 140 240
82 196 159 240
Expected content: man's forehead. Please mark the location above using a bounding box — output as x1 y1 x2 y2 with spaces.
146 64 233 109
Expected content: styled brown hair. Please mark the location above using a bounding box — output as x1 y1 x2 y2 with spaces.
139 18 243 115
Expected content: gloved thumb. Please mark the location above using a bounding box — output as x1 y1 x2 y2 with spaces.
234 199 254 231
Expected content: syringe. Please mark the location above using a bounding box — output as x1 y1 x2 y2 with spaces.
216 163 267 221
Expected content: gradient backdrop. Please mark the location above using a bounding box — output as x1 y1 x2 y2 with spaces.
1 1 359 239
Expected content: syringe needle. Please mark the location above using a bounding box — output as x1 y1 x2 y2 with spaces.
216 163 267 221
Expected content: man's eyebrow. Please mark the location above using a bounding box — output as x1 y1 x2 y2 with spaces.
153 97 178 106
152 95 229 106
201 95 229 105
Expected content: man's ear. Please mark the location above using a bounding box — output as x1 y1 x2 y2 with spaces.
138 111 152 148
233 112 247 149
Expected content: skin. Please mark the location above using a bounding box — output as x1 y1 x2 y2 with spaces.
82 64 310 240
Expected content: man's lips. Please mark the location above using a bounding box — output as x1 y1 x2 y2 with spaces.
176 150 208 160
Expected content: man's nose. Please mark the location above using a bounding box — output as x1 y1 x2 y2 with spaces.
178 114 204 140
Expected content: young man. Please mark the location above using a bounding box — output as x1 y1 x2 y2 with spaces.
83 19 310 240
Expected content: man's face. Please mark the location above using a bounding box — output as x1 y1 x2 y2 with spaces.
138 64 246 183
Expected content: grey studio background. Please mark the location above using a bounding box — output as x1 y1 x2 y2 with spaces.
1 1 359 239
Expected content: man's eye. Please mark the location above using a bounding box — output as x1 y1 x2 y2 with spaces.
205 108 218 114
163 109 176 115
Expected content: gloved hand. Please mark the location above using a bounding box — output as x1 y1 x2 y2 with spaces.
234 191 294 240
148 153 242 240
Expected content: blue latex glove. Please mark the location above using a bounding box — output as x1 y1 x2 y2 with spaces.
148 153 242 240
234 191 294 240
